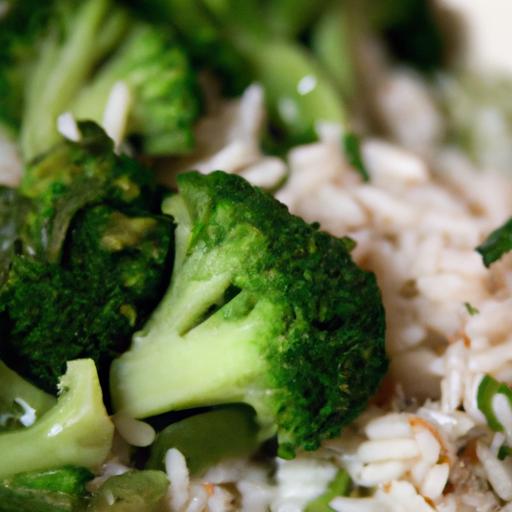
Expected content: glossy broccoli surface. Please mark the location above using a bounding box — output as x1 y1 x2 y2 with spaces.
0 0 200 161
0 125 174 392
0 466 93 512
111 171 387 457
0 360 55 432
88 470 169 512
0 359 114 479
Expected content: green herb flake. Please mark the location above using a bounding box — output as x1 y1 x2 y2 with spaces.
477 374 512 432
476 218 512 267
342 133 369 182
305 469 351 512
464 302 479 316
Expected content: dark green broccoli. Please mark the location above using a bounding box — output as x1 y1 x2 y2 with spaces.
0 125 174 392
111 171 387 457
18 122 158 262
0 187 32 287
0 359 114 479
124 0 252 97
0 0 200 161
0 466 93 512
369 0 445 73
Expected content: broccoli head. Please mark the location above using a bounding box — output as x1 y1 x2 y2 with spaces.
111 171 387 457
0 359 114 479
0 125 174 392
0 0 200 161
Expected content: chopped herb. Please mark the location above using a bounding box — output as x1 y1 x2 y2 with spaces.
342 133 369 182
305 468 351 512
498 444 512 461
477 374 512 432
464 302 479 316
476 218 512 267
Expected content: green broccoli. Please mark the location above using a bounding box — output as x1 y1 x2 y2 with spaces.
369 0 445 73
0 125 174 392
0 466 93 512
0 0 200 161
147 406 260 475
0 360 55 432
0 359 114 479
111 171 387 457
124 0 252 97
126 0 347 147
87 470 169 512
0 187 32 287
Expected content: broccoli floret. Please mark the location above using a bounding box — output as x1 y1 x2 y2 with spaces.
0 359 114 479
124 0 252 97
111 171 387 457
0 125 174 392
0 466 93 512
18 122 158 262
126 0 347 146
0 0 200 161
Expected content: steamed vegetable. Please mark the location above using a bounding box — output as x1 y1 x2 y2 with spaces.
0 0 200 161
0 359 114 479
0 124 173 392
126 0 348 146
305 468 351 512
147 406 260 475
111 170 387 457
0 466 93 512
477 218 512 267
0 360 55 432
87 470 169 512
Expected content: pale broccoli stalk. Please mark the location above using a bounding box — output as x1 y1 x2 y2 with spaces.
2 0 199 161
0 361 56 431
111 171 387 458
69 24 199 156
20 0 130 160
0 359 114 479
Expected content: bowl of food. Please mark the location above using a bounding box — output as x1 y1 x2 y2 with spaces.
1 1 512 511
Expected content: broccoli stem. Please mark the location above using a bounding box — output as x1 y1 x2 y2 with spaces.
146 406 259 475
0 360 114 479
111 295 272 419
21 0 129 160
0 361 56 426
236 36 347 143
311 2 355 100
0 466 93 512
